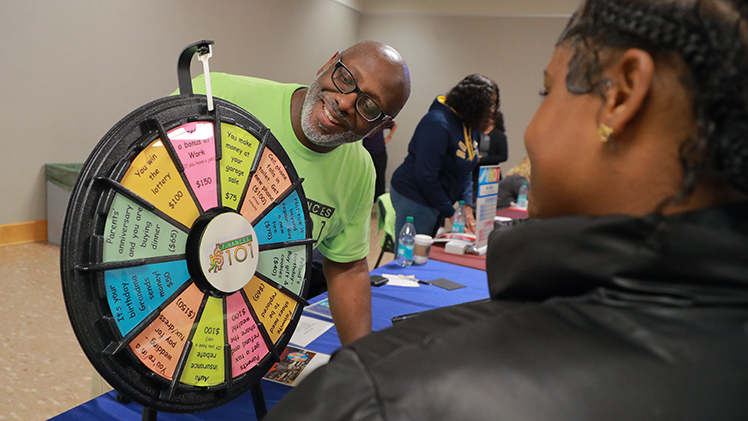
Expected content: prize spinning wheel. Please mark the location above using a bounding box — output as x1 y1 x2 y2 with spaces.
60 41 313 415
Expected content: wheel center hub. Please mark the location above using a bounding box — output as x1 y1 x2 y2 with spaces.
188 209 259 294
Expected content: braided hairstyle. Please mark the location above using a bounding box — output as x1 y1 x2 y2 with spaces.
558 0 748 197
445 74 500 133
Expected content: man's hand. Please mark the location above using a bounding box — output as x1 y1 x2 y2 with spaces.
323 256 372 346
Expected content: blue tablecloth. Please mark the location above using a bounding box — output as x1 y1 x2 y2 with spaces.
51 259 488 420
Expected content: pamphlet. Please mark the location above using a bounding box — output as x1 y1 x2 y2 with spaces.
304 298 332 320
262 346 330 386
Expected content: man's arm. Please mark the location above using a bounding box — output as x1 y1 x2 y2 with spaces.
323 256 372 346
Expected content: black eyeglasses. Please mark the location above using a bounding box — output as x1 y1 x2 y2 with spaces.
331 57 392 123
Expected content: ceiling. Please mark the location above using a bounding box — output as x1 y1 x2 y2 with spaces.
335 0 579 16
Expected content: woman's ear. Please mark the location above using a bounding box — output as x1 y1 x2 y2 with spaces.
601 49 655 133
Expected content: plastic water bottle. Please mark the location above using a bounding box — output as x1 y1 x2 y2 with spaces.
396 216 416 267
451 200 466 233
516 181 529 209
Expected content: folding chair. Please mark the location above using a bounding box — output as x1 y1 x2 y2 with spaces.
375 193 396 267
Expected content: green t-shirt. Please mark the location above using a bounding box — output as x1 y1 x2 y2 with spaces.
189 72 375 262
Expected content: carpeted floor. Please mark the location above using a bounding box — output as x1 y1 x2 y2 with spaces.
1 209 391 420
0 241 93 420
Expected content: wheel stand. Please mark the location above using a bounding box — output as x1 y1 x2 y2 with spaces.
138 382 268 420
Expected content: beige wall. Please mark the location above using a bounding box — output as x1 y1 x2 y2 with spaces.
0 0 360 225
0 0 572 225
359 14 568 186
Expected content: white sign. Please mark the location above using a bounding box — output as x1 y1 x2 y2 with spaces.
475 165 501 249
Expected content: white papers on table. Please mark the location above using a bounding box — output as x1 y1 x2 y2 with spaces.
381 273 420 287
289 315 334 347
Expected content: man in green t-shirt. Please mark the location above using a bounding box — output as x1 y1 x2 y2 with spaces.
190 41 411 345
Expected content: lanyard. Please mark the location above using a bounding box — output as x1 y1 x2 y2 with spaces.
463 125 476 162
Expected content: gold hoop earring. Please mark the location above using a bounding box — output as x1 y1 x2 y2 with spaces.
598 123 614 142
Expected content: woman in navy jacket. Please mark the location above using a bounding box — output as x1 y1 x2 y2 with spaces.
390 74 499 238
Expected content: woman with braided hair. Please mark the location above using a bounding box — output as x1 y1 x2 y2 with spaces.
527 0 748 219
264 1 748 420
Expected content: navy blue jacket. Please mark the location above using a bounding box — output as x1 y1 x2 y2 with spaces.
390 96 479 218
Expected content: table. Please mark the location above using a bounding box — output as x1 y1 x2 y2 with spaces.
427 206 528 270
429 244 486 270
51 260 489 420
496 206 528 220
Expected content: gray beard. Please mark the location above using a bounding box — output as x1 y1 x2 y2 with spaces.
301 79 362 148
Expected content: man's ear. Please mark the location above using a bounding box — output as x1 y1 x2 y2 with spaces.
317 51 340 76
601 48 655 133
362 125 383 139
361 120 393 139
380 120 395 130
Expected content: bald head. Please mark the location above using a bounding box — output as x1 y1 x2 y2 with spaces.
340 41 411 118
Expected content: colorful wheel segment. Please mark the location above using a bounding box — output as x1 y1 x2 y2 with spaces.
61 95 313 413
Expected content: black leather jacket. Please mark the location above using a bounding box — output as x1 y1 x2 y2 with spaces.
266 203 748 420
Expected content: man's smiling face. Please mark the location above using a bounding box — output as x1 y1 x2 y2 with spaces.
300 75 361 148
300 45 408 149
